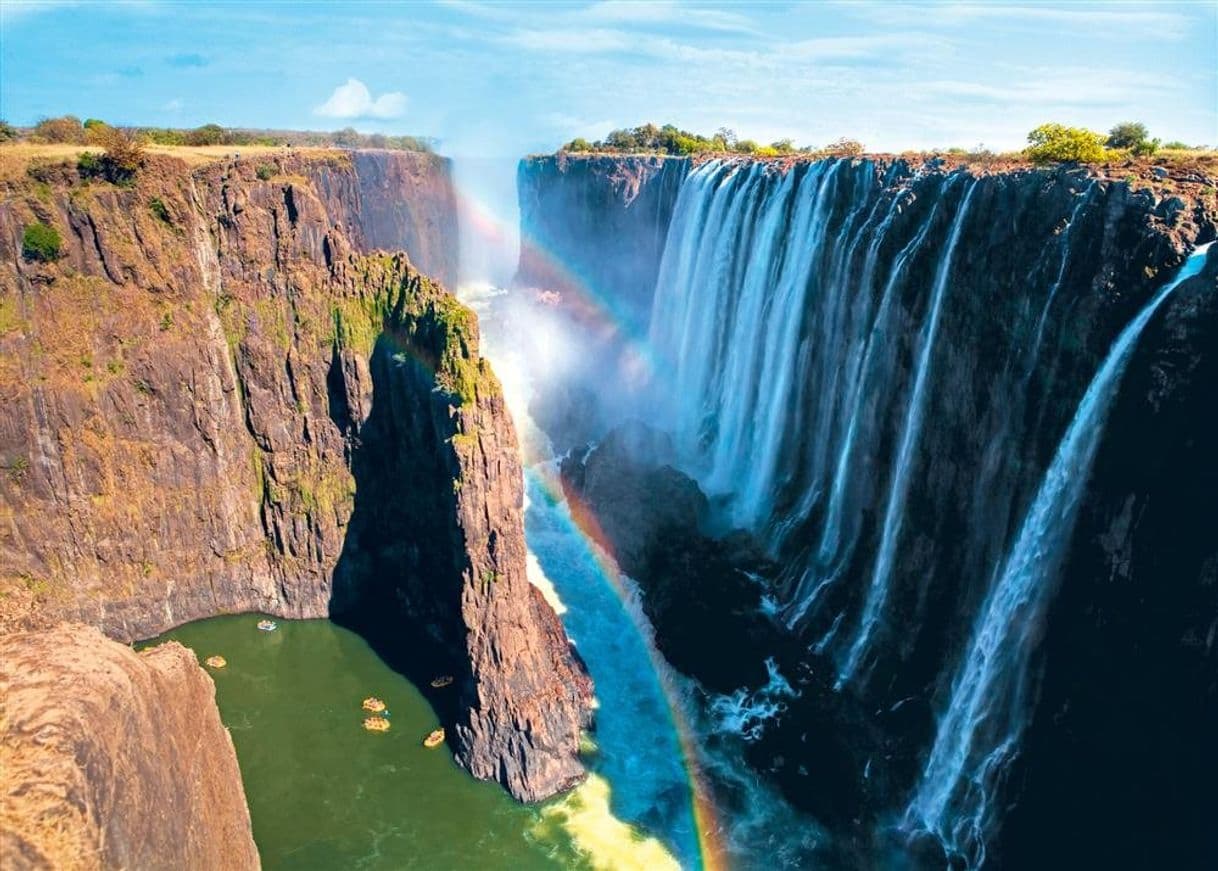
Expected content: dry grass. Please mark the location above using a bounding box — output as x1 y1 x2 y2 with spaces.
0 141 341 182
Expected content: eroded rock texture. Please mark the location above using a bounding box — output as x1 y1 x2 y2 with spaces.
0 624 260 871
0 149 591 804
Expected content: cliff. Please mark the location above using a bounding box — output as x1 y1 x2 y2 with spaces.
516 154 685 333
350 150 459 288
0 148 591 802
514 154 686 450
537 155 1217 868
0 624 259 870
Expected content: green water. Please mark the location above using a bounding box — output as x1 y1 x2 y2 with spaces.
144 615 585 870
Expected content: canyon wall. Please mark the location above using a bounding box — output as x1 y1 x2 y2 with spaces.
516 153 686 332
0 149 591 804
350 150 459 288
537 154 1217 868
514 154 686 450
0 624 260 871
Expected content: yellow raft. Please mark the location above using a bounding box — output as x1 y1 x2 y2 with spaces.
204 655 227 669
363 716 391 732
362 697 387 713
423 728 445 748
430 675 454 688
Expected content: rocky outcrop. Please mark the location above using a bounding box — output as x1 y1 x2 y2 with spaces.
0 150 592 802
1000 253 1218 871
351 150 459 288
0 624 259 870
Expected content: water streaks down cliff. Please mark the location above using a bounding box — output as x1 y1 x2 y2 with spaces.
904 242 1214 867
638 155 1215 865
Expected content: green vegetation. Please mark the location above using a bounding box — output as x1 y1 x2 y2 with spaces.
21 222 62 262
1025 123 1109 164
4 455 29 483
77 126 146 184
148 197 171 223
256 163 275 181
5 116 434 153
561 123 850 157
135 122 435 152
1107 121 1160 157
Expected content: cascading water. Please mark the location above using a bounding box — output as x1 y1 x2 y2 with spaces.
834 178 978 688
649 158 890 529
639 154 1212 866
903 242 1214 868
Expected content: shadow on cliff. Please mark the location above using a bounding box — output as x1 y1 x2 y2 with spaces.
325 333 469 731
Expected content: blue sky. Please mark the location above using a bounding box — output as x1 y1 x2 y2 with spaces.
2 0 1215 156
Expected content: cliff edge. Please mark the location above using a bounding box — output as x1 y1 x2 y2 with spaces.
0 148 592 803
0 624 260 871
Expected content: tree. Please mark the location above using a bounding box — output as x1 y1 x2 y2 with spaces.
0 120 15 143
83 119 114 145
79 126 146 183
1106 121 1149 149
1025 123 1107 164
33 115 85 143
825 137 865 157
185 123 227 146
713 127 736 151
770 138 795 154
564 137 592 152
332 127 361 147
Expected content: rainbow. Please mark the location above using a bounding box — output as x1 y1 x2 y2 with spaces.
452 174 729 868
527 462 730 871
452 173 663 377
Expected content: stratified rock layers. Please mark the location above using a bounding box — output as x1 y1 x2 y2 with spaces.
0 149 591 806
0 624 260 871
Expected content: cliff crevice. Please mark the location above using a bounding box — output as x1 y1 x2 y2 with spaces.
0 149 591 806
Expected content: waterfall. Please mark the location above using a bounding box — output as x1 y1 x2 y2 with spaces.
1024 182 1097 374
834 179 978 688
904 242 1213 868
648 158 889 530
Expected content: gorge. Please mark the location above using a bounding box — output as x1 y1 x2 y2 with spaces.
1 142 1214 871
519 153 1216 869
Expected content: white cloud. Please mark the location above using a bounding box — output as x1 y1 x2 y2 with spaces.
314 78 407 119
162 97 183 112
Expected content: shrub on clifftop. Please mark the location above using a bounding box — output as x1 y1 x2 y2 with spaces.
1025 123 1108 164
33 115 85 144
78 126 146 184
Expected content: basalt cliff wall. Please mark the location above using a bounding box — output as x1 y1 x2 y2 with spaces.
0 624 260 871
537 154 1217 869
0 149 591 807
515 154 686 332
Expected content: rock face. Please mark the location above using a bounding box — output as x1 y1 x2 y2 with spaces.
531 155 1217 867
516 154 686 333
0 149 592 803
514 154 686 451
0 624 259 870
351 150 459 288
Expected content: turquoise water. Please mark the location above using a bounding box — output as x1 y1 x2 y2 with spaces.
144 615 586 870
